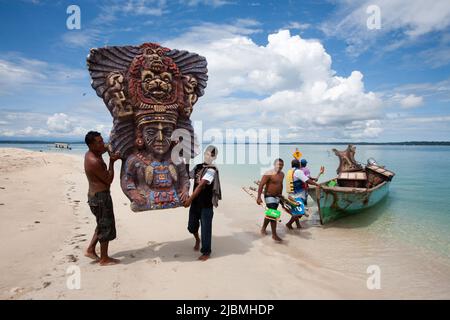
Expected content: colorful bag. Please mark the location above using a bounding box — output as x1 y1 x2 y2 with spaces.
289 197 305 216
265 208 281 219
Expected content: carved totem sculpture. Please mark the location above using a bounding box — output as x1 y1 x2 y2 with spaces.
332 145 363 174
87 43 208 211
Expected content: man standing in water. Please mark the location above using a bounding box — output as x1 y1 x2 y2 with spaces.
184 145 222 261
84 131 121 266
257 158 284 242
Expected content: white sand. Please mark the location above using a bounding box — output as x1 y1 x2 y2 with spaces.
0 148 449 299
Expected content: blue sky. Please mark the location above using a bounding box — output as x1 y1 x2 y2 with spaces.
0 0 449 142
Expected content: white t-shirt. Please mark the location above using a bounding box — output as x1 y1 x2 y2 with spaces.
291 168 309 199
202 168 215 185
293 169 309 183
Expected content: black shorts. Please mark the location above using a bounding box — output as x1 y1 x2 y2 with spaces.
88 190 116 242
266 202 279 210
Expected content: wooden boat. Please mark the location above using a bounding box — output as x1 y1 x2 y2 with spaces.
309 145 395 224
53 142 72 150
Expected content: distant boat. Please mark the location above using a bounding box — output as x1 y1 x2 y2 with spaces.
53 143 72 150
309 145 395 224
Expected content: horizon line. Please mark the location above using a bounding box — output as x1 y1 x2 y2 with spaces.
1 140 450 146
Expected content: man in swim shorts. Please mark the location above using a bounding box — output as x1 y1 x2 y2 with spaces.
257 158 284 242
84 131 121 266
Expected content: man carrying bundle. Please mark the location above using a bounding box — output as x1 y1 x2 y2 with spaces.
184 145 222 261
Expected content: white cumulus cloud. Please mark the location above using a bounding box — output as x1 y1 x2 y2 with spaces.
46 113 75 133
399 94 424 109
164 25 384 141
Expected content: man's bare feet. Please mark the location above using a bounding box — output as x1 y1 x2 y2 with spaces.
99 257 120 266
84 250 100 261
194 239 200 251
286 223 293 230
260 228 267 236
272 234 283 242
198 254 210 261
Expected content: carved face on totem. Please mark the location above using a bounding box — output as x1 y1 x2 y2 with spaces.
141 70 173 100
139 47 175 101
129 46 181 106
141 122 174 156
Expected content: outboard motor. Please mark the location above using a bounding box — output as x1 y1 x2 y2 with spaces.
367 158 378 166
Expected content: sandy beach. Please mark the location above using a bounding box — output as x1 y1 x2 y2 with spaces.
1 148 449 300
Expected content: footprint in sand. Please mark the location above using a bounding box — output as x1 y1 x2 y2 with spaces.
9 287 24 295
20 225 35 232
42 281 51 289
66 254 78 263
147 257 162 265
73 234 87 238
147 241 164 251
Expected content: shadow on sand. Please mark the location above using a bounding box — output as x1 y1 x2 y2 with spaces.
113 231 260 264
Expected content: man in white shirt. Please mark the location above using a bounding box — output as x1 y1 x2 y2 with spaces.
287 159 320 229
184 146 220 261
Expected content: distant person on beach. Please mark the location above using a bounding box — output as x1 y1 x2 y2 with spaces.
84 131 121 266
286 159 321 230
184 145 222 261
257 158 285 242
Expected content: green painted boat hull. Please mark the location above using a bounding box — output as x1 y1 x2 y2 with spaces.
309 181 391 224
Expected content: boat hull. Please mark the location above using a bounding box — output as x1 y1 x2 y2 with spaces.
309 181 391 224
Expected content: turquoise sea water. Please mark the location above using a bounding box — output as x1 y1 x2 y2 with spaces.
2 143 450 259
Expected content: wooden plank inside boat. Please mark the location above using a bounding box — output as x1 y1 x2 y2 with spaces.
366 164 395 180
338 172 367 180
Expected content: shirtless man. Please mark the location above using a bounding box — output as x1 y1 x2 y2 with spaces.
257 158 284 242
84 131 120 266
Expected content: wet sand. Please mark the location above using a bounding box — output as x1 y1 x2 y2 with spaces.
0 148 449 299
